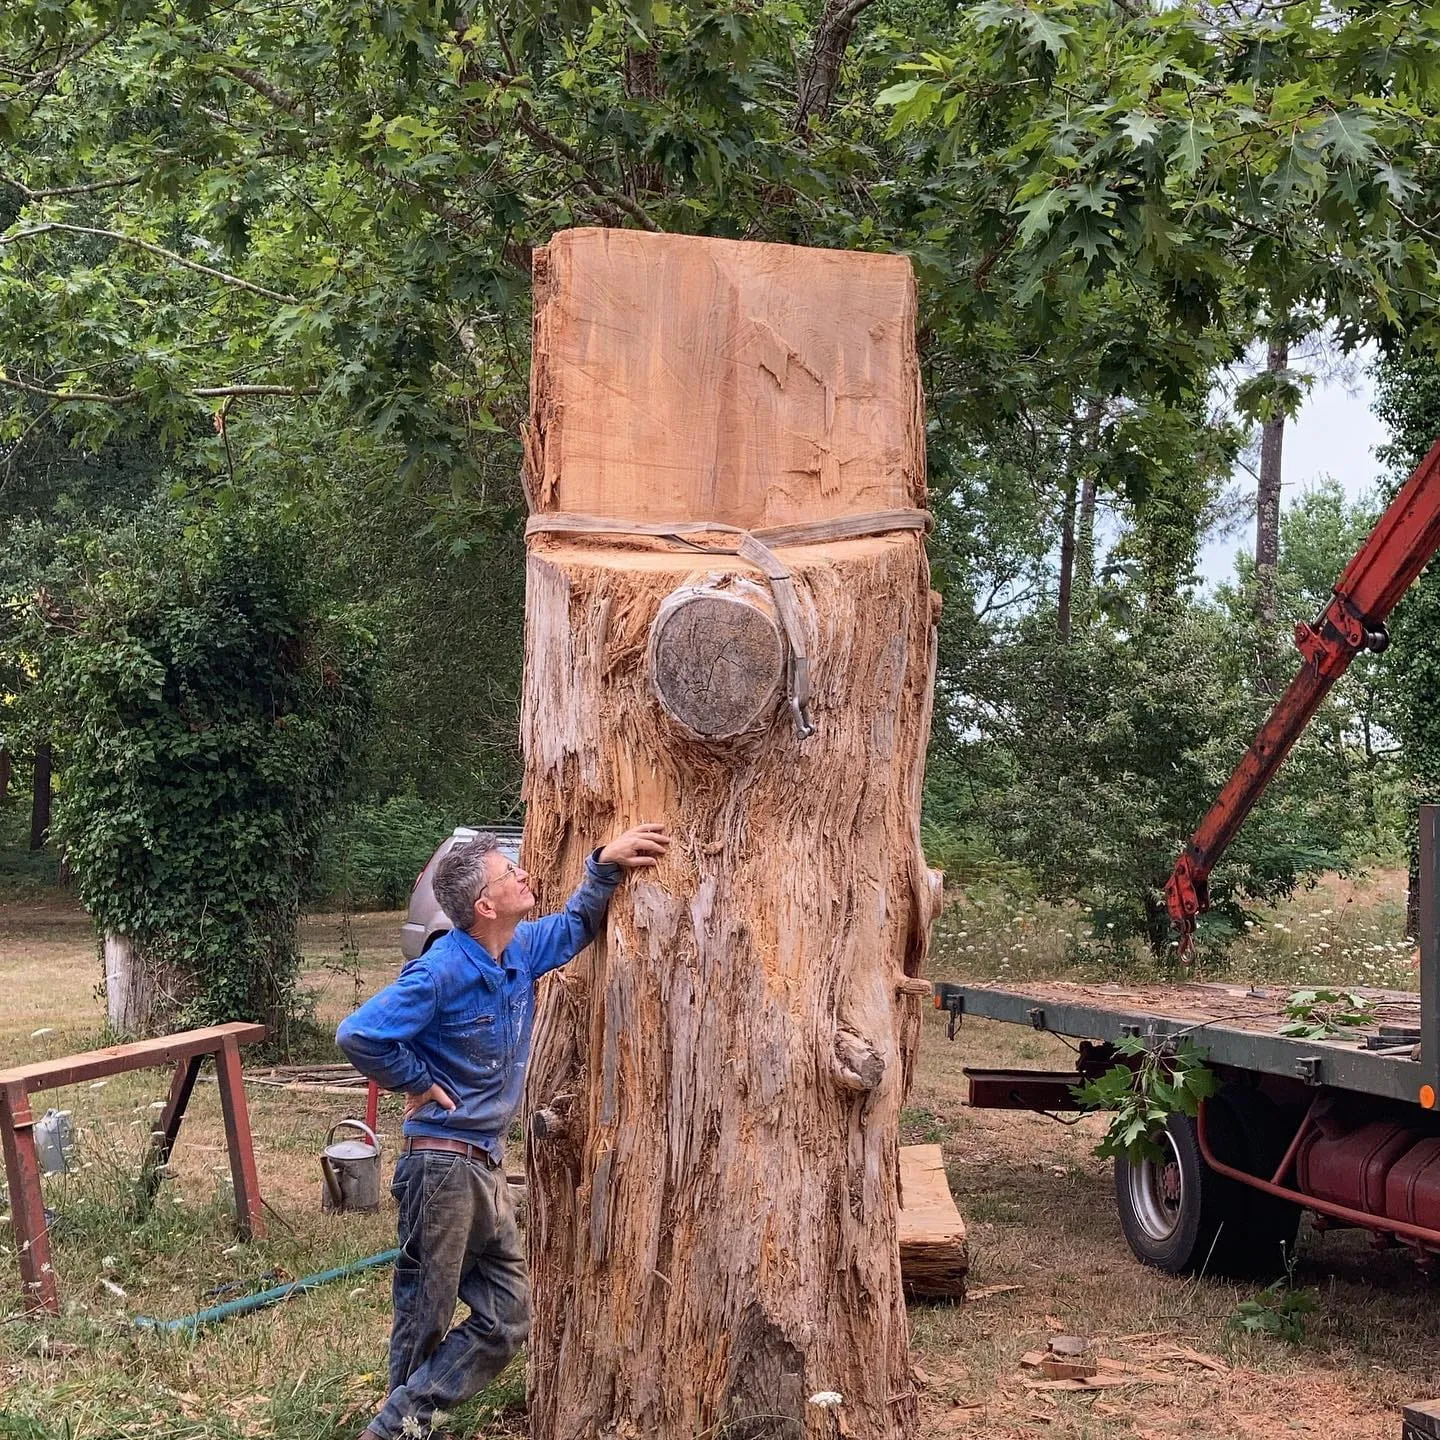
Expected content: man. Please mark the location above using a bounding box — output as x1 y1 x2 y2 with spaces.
337 823 670 1440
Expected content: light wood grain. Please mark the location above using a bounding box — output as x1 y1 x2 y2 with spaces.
898 1143 969 1301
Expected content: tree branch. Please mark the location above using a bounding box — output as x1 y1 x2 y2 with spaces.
219 62 303 115
216 59 548 243
192 384 320 398
793 0 878 134
0 374 140 404
466 12 661 233
509 109 661 232
0 223 299 304
22 29 113 95
0 374 319 404
0 173 143 200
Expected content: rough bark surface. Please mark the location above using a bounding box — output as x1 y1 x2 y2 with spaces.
104 932 155 1035
521 228 936 1440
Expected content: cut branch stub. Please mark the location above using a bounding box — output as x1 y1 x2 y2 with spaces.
833 1026 886 1092
649 579 784 740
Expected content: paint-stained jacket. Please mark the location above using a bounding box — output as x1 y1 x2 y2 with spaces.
336 853 622 1158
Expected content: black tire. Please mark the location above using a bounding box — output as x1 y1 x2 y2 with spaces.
1208 1088 1303 1278
1114 1092 1301 1279
1115 1110 1235 1276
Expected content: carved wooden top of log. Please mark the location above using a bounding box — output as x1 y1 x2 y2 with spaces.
527 227 924 526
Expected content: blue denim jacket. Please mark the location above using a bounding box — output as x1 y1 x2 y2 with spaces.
336 853 621 1157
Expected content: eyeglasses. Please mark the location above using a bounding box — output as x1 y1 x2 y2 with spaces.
478 860 524 897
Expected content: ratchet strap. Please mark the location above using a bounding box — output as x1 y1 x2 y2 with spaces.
525 507 932 738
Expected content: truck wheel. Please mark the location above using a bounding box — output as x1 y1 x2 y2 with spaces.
1115 1111 1234 1275
1206 1089 1302 1278
1114 1095 1300 1278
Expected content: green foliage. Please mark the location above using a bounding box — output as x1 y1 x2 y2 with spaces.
1373 352 1440 924
882 0 1440 352
15 503 373 1031
1278 986 1376 1039
1222 479 1406 864
5 0 1440 970
309 795 457 911
959 603 1352 953
0 785 58 893
1073 1034 1217 1164
1229 1255 1317 1345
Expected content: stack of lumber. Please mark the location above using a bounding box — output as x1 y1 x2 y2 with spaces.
897 1143 968 1300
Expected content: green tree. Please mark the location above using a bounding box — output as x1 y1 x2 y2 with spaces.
969 603 1352 954
1374 352 1440 932
9 502 372 1035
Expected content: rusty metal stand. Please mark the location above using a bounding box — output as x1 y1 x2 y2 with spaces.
0 1022 267 1314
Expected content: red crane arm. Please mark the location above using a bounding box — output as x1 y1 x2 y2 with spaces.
1166 433 1440 950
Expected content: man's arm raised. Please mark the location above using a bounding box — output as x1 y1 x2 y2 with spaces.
524 824 672 980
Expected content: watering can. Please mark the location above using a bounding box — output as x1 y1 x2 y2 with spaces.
320 1119 381 1214
34 1108 74 1176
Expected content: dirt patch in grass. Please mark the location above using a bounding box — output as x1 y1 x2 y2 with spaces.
2 889 1438 1438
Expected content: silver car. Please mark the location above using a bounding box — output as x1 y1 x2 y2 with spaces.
400 825 523 961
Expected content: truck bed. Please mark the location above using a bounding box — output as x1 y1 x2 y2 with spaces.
952 978 1428 1103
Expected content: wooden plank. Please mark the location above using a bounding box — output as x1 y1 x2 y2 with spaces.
0 1022 267 1091
898 1143 968 1301
1403 1398 1440 1440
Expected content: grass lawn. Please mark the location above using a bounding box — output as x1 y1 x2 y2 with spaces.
2 871 1438 1439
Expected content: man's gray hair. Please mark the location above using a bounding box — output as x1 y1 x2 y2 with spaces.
433 832 503 932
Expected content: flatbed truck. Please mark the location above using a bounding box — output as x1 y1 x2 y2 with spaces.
939 431 1440 1278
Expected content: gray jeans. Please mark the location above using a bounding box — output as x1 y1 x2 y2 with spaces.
370 1149 530 1439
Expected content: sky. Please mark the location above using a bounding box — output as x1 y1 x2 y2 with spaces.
1195 353 1392 588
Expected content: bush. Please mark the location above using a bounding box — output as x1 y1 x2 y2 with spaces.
21 503 373 1032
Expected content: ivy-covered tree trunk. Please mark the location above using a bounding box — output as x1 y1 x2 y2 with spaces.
521 228 937 1440
36 507 371 1033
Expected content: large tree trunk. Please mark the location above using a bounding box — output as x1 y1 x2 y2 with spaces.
1255 337 1288 631
521 228 937 1440
29 741 51 851
0 745 10 803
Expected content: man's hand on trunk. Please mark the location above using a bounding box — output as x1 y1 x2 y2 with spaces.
598 824 672 870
